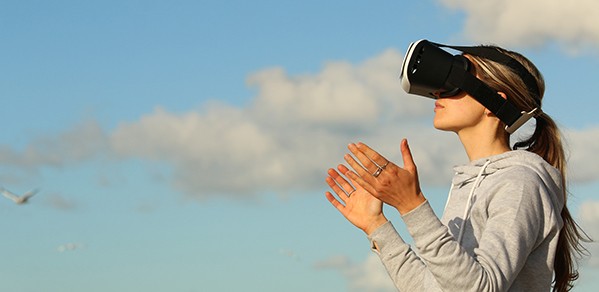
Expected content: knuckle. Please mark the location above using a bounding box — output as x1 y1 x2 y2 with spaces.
377 176 393 187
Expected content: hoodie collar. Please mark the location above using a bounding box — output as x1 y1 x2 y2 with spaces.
451 150 528 187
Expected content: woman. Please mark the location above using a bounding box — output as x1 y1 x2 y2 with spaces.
325 45 588 291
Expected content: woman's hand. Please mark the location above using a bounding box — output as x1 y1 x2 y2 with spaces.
325 164 388 235
345 139 426 215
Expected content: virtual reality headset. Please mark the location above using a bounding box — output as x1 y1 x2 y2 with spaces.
400 39 541 134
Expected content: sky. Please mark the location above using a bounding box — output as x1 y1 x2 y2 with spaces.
1 0 599 291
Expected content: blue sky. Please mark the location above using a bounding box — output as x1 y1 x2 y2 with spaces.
1 1 599 291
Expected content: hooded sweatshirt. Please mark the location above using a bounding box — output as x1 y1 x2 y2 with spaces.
367 150 564 291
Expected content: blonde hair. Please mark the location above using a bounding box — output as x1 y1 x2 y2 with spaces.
469 47 590 292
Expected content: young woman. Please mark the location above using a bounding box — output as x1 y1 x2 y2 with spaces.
325 45 588 291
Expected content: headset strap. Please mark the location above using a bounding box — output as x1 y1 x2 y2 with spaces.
446 57 535 134
435 43 541 102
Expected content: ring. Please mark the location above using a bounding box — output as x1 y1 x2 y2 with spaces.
373 167 384 178
380 161 389 169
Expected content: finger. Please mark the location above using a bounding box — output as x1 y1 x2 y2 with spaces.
345 169 377 195
337 163 368 181
348 143 380 175
326 169 353 199
325 173 346 193
325 191 348 215
330 167 355 195
354 142 390 169
325 176 348 204
343 153 371 178
337 164 351 174
344 153 381 185
400 139 417 173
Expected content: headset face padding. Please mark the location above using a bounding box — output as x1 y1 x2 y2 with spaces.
401 40 469 99
438 55 470 98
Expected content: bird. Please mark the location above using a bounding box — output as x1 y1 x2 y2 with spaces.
1 187 39 205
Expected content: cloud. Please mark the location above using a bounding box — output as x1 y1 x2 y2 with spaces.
57 242 86 253
45 193 78 211
0 121 110 170
314 254 396 292
107 49 446 199
278 248 301 262
565 127 599 182
0 48 440 200
439 0 599 53
0 49 599 200
579 200 599 267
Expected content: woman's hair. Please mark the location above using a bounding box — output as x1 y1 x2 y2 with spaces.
469 47 590 292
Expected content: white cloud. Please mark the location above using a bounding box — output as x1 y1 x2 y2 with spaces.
314 254 396 292
439 0 599 53
565 127 599 182
106 49 446 199
0 121 109 169
57 242 86 253
1 49 599 200
1 49 440 199
579 201 599 267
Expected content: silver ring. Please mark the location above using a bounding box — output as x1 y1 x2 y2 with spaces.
347 189 355 197
373 167 383 178
380 161 389 169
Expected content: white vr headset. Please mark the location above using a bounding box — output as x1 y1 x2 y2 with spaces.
400 39 541 134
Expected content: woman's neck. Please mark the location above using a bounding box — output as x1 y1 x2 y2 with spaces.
457 126 511 161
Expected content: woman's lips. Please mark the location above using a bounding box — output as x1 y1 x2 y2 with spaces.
434 101 444 112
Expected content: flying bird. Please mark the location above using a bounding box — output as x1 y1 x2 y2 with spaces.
1 187 39 205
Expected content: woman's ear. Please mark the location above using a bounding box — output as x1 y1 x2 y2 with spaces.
497 92 508 100
486 92 508 116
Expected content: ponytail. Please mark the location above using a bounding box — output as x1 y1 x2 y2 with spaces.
470 47 591 292
513 112 565 171
513 113 590 292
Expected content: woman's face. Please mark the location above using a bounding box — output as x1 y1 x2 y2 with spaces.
432 91 487 133
433 55 490 133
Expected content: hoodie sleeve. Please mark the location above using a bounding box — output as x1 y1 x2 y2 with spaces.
367 217 432 292
398 178 544 291
369 173 554 291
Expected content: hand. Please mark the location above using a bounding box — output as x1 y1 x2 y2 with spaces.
325 164 388 235
344 139 426 215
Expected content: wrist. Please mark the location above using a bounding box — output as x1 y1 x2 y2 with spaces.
396 193 426 216
363 215 388 235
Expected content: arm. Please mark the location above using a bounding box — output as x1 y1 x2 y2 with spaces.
324 144 432 291
346 141 547 291
401 178 544 291
367 210 438 292
329 139 436 290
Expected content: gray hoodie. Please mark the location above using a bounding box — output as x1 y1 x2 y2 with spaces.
367 150 564 291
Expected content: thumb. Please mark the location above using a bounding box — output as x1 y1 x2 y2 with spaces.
400 139 417 173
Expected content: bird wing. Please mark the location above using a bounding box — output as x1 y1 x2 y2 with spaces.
22 189 39 199
1 189 20 202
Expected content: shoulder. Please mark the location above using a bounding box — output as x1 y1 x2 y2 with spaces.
493 165 543 186
480 157 563 214
486 150 561 191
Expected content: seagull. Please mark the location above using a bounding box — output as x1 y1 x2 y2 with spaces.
1 187 39 205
